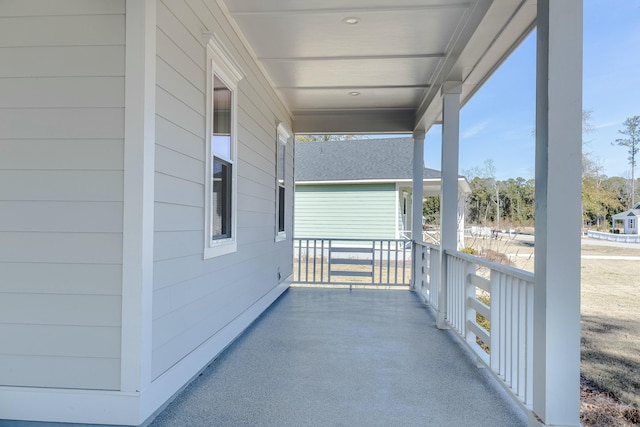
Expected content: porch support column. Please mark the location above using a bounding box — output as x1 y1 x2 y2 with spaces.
122 0 156 396
533 1 582 426
411 130 425 290
437 81 461 329
412 130 426 243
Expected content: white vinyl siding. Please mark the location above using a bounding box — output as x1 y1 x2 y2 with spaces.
0 0 125 391
295 184 398 239
152 0 293 379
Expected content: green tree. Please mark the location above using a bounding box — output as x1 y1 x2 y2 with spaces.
422 196 440 226
613 115 640 207
582 155 621 228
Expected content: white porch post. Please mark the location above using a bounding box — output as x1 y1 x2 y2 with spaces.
412 131 426 243
121 0 156 395
411 130 425 290
437 81 461 329
533 1 582 426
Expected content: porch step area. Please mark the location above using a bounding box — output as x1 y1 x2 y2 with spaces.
149 288 526 426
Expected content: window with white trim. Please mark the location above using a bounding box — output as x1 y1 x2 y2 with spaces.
204 33 243 259
275 123 291 241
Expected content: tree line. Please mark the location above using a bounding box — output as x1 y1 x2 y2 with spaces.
424 114 640 230
424 171 638 230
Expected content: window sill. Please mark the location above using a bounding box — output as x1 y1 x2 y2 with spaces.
204 240 237 259
275 232 286 243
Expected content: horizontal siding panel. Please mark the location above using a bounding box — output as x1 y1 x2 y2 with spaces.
152 278 276 377
0 0 125 17
0 171 123 202
156 116 203 160
237 194 274 215
0 232 122 264
156 57 204 115
0 294 121 327
154 255 213 292
157 2 204 69
153 238 276 291
0 201 123 233
0 354 120 390
295 184 396 239
0 77 124 108
155 145 204 184
237 175 274 202
0 15 125 47
156 87 204 138
152 276 260 349
237 90 276 141
155 202 202 232
156 29 204 90
153 231 201 261
0 139 124 170
155 172 203 207
0 263 121 295
0 323 120 358
0 108 124 139
0 46 125 78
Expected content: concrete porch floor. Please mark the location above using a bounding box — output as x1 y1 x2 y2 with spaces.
148 287 526 427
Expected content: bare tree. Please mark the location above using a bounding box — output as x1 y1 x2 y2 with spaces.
613 116 640 207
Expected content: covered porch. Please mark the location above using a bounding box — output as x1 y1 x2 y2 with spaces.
148 287 526 427
0 1 583 426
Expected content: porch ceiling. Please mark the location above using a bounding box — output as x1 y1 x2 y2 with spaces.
221 0 536 134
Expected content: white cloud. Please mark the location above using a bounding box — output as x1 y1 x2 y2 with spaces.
594 120 620 130
462 120 490 139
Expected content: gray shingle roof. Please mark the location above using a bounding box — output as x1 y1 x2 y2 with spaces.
295 137 441 182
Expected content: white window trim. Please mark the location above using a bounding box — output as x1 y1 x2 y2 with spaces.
203 32 244 259
275 122 291 242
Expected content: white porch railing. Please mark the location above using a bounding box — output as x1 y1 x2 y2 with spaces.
293 238 411 287
414 243 535 411
413 241 440 307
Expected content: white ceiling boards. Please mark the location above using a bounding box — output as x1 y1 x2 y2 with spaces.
222 0 536 133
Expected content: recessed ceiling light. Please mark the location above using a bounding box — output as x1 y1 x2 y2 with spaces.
349 91 360 96
342 17 359 25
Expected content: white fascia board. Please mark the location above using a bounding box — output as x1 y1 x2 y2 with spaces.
296 179 402 185
296 177 471 193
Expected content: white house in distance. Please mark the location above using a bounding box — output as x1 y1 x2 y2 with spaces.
0 1 583 426
295 137 471 243
612 203 640 234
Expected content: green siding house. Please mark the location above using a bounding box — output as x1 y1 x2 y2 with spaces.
295 138 470 240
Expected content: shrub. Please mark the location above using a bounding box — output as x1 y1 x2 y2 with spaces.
460 247 477 255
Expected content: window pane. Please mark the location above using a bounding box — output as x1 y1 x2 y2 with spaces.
213 75 231 159
277 140 285 183
212 158 231 239
278 186 285 233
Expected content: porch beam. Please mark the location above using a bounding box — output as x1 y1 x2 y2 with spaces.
437 81 461 329
533 1 582 426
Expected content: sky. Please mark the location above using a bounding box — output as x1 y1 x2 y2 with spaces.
423 0 640 181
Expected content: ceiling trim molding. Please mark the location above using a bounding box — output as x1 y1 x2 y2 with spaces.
228 4 474 16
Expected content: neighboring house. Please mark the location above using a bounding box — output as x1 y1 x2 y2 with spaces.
295 138 471 242
0 2 583 427
612 203 640 234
